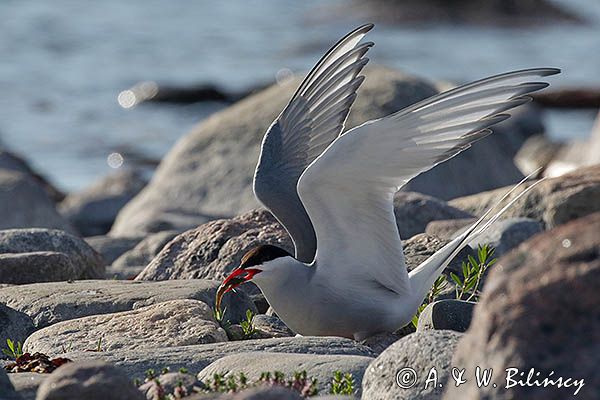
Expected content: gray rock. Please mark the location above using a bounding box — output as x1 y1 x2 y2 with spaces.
362 330 462 400
7 373 44 400
198 352 373 396
197 386 303 400
0 279 255 329
59 169 147 236
449 164 600 229
0 170 74 234
139 371 199 400
0 252 77 284
360 332 404 355
0 149 63 203
112 230 179 269
136 209 292 281
0 367 20 400
59 337 375 379
402 233 472 275
251 314 294 338
416 300 475 333
35 361 144 400
0 229 104 280
394 192 473 239
445 212 600 399
24 299 227 354
84 235 144 264
0 303 35 347
514 134 563 176
425 218 476 240
460 217 543 256
111 66 538 236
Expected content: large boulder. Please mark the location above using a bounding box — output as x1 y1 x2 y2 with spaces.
449 165 600 229
35 361 144 400
444 212 600 399
136 209 291 281
198 352 373 396
24 299 227 354
59 337 375 378
0 279 255 329
0 229 104 281
0 170 74 233
59 169 147 236
111 66 539 236
362 330 462 400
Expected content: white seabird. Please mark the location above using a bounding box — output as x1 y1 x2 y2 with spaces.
216 24 559 340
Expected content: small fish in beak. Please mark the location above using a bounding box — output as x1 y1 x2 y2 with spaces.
215 245 290 317
215 265 261 315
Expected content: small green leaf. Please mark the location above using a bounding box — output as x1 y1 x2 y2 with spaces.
468 255 478 268
450 272 462 286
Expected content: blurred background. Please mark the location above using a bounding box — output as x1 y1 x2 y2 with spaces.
1 0 599 191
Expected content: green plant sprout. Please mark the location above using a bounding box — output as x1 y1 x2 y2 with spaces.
240 309 257 339
411 275 448 328
330 370 355 395
410 244 497 328
2 339 23 359
450 244 497 301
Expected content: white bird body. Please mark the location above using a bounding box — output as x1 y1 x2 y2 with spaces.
253 257 419 339
217 24 559 340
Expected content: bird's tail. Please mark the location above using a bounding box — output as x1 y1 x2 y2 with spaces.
408 170 544 303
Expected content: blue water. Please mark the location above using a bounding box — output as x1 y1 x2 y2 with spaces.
1 0 599 191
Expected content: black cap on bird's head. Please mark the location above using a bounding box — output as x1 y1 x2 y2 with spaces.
216 244 292 310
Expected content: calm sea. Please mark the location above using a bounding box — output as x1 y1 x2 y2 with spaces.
1 0 599 191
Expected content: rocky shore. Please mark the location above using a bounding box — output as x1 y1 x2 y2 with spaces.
1 67 598 399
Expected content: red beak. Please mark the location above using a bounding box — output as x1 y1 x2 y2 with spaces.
215 266 262 312
221 267 261 292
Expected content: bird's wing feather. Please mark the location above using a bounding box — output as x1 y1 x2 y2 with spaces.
297 68 559 294
254 24 374 262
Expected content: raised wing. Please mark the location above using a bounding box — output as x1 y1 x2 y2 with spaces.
253 24 374 262
297 68 560 294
